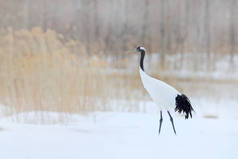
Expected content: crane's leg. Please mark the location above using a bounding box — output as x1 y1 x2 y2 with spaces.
167 111 177 135
158 110 163 135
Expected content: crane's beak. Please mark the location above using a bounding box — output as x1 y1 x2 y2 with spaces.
126 48 137 54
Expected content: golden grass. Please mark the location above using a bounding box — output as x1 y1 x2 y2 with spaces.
0 27 144 116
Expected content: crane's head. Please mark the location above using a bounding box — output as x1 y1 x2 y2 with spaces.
127 46 146 71
127 46 146 54
136 46 146 52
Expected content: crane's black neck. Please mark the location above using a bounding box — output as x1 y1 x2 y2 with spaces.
140 50 145 71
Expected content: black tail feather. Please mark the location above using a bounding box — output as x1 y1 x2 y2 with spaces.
175 94 194 119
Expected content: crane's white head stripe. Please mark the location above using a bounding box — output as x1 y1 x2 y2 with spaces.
139 47 146 51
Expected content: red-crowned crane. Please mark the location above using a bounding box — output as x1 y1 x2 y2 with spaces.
128 46 194 135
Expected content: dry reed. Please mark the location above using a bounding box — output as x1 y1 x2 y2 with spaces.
0 27 145 117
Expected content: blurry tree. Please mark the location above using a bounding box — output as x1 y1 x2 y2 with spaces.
141 0 150 51
159 0 165 69
229 0 236 64
121 0 129 53
204 0 211 70
0 0 237 65
23 0 29 29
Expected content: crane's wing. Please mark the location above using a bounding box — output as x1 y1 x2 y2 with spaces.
139 68 180 109
139 68 194 119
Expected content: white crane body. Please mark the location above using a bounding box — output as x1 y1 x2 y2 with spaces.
139 68 180 110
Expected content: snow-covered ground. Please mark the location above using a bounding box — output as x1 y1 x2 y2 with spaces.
0 111 238 159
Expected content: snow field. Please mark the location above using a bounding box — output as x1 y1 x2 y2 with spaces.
0 112 237 159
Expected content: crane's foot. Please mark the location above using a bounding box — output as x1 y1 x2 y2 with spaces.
158 110 163 135
167 111 177 135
